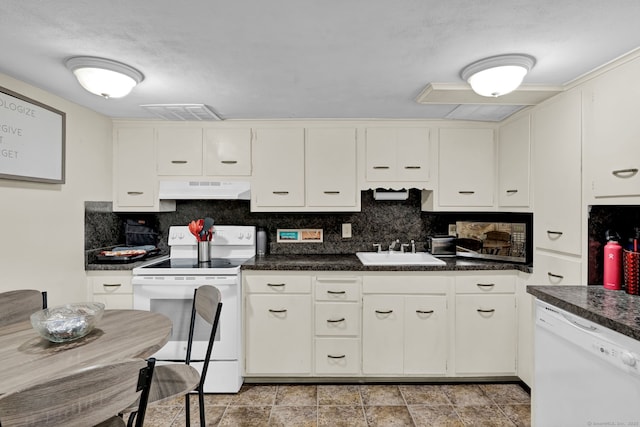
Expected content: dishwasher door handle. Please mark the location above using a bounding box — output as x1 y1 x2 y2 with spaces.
561 312 599 332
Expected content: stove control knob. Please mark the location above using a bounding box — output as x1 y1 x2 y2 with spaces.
238 232 245 239
246 233 253 240
621 351 637 367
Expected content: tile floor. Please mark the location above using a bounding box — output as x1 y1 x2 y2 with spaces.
141 382 531 426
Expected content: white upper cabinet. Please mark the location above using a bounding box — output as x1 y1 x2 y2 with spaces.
252 128 305 208
585 56 640 200
438 128 495 207
113 127 157 210
306 128 357 208
532 89 582 256
203 128 252 176
365 127 431 184
156 127 203 176
497 114 531 208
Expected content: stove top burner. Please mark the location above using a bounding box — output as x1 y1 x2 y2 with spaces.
141 257 244 270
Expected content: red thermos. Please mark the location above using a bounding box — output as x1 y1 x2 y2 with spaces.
603 231 623 290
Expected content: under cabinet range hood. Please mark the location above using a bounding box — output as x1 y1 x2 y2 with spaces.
158 180 250 200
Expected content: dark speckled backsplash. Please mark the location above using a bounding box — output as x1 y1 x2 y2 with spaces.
85 190 532 257
588 205 640 285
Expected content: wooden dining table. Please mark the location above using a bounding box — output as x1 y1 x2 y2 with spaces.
0 309 172 396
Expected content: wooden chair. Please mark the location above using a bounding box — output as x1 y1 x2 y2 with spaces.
0 358 155 427
127 285 222 427
0 290 47 327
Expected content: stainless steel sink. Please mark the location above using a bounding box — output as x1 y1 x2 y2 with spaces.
355 252 446 266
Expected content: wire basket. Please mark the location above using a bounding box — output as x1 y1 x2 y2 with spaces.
624 250 640 295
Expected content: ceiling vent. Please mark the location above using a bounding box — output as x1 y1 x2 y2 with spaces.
140 104 222 121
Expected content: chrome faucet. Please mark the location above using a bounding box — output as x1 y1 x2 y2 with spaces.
411 239 416 253
401 243 410 253
373 243 382 253
388 239 399 253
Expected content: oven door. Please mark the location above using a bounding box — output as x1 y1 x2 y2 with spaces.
132 275 239 361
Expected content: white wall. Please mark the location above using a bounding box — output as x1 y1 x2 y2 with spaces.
0 74 112 306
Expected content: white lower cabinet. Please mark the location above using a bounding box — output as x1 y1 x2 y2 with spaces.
87 271 133 309
362 273 450 376
454 274 517 375
244 273 312 375
243 270 522 380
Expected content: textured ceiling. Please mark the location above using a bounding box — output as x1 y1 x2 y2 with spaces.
1 1 639 121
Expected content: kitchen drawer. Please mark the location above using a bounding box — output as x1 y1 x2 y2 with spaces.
315 338 360 375
363 273 449 294
244 274 311 294
534 252 582 285
89 274 133 294
315 303 360 336
455 274 515 294
315 276 361 302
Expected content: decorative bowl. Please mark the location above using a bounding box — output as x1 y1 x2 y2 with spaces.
30 302 105 343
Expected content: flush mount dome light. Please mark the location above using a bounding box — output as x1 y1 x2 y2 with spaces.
461 54 535 98
65 56 144 99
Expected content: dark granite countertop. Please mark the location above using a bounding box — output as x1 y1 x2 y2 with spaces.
86 253 532 273
241 254 532 273
85 253 168 271
527 285 640 341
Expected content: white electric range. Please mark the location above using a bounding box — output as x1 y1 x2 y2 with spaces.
132 225 255 393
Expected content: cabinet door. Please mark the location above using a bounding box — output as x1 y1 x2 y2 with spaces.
588 57 640 198
365 128 397 181
455 294 516 375
203 128 252 176
532 90 582 255
438 128 495 207
88 272 133 310
305 128 357 207
498 115 530 207
533 251 582 285
156 128 203 175
245 294 312 374
404 296 447 375
114 127 156 208
315 338 360 375
252 128 305 207
396 128 430 181
362 295 403 374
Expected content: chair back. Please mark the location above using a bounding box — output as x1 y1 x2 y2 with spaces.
0 358 155 427
185 285 222 380
0 290 47 327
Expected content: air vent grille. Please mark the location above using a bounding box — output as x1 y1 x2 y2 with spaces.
140 104 222 121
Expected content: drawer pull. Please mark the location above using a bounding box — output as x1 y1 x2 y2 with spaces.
323 191 340 195
327 290 346 295
102 283 122 288
221 160 238 164
477 308 496 313
373 166 390 169
416 310 434 314
327 318 346 323
267 283 286 287
404 166 421 169
546 230 563 236
327 354 346 359
458 191 475 195
272 191 289 195
476 283 495 288
375 310 393 314
612 168 639 177
127 191 144 195
268 309 287 313
170 160 188 164
548 272 564 279
506 189 518 194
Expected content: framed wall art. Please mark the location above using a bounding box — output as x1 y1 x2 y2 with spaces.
0 86 66 183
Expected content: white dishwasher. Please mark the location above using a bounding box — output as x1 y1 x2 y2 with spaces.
534 300 640 427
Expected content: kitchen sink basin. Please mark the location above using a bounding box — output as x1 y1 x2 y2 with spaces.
356 251 446 266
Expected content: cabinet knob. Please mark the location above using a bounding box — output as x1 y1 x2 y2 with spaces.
477 308 496 313
373 166 390 169
272 191 289 195
476 283 495 289
416 310 434 314
327 354 346 359
547 272 564 280
458 191 475 195
546 230 563 238
375 309 393 314
170 160 188 164
404 166 421 169
327 290 346 295
221 160 238 164
327 318 346 323
127 191 144 196
506 189 518 194
268 309 287 313
323 191 340 195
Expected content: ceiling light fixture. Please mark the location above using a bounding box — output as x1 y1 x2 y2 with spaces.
65 56 144 99
461 54 535 98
